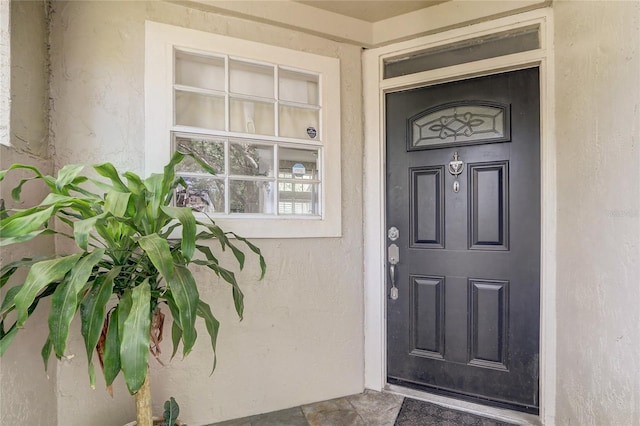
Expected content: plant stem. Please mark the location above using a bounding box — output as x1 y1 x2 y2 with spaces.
135 370 153 426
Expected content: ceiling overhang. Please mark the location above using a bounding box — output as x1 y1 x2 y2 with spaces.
182 0 550 48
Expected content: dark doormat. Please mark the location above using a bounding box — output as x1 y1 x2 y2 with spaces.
394 398 518 426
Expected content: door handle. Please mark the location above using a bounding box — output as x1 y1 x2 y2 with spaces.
388 243 399 300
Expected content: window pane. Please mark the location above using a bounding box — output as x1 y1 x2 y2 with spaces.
230 60 274 98
278 147 319 179
229 180 274 214
175 90 225 130
176 176 225 213
278 182 319 215
384 27 540 79
175 51 225 91
230 98 275 135
229 142 274 177
279 69 319 105
174 135 225 174
279 105 319 140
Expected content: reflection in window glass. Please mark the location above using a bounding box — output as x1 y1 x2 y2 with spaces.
175 177 225 213
229 143 273 177
278 182 318 215
230 180 274 214
278 147 319 179
174 135 225 174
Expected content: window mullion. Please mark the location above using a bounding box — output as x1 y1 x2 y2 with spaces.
274 143 279 217
275 66 280 138
224 55 230 132
224 139 230 215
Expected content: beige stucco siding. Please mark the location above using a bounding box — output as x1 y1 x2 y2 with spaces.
0 1 56 425
48 1 364 425
554 1 640 424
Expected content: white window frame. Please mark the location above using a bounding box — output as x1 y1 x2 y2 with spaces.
145 21 341 238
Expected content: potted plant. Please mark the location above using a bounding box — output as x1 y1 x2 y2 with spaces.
0 151 265 426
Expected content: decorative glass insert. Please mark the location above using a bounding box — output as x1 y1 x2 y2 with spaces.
410 102 510 149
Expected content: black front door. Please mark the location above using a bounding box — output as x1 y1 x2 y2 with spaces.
386 68 540 413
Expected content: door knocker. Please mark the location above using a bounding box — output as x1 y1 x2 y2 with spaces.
448 151 464 193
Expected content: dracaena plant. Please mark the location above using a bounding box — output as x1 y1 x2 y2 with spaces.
0 151 265 426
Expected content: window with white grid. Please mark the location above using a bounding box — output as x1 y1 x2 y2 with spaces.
145 22 341 238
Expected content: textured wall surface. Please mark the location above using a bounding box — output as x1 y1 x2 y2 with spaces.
48 1 364 425
0 1 56 424
554 2 640 425
9 0 49 157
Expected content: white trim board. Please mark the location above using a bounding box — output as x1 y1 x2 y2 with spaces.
363 8 556 425
188 0 548 48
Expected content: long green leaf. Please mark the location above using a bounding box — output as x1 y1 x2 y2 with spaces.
195 245 219 266
168 265 199 356
0 229 55 247
49 249 105 358
13 254 81 326
170 319 182 360
117 290 133 337
0 205 55 238
80 266 119 388
41 338 53 372
192 260 243 319
196 300 220 374
228 232 267 279
160 206 196 261
123 171 144 195
11 177 40 201
0 163 44 182
0 327 18 356
120 280 151 394
0 285 22 315
225 240 245 270
0 257 52 288
93 163 128 192
73 213 107 251
138 234 174 278
104 191 131 218
103 308 121 390
143 174 164 231
56 164 85 192
162 294 182 360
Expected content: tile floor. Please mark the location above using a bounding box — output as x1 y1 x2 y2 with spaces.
208 389 404 426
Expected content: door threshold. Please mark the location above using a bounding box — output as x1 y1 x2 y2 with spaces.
384 383 542 426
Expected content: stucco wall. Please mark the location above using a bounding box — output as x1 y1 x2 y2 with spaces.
9 0 50 157
0 1 56 424
48 1 364 425
554 1 640 425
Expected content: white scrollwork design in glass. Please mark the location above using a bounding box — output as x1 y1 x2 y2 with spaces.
411 103 509 148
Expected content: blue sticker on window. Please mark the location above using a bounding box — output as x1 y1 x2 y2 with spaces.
292 163 306 176
307 127 317 139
